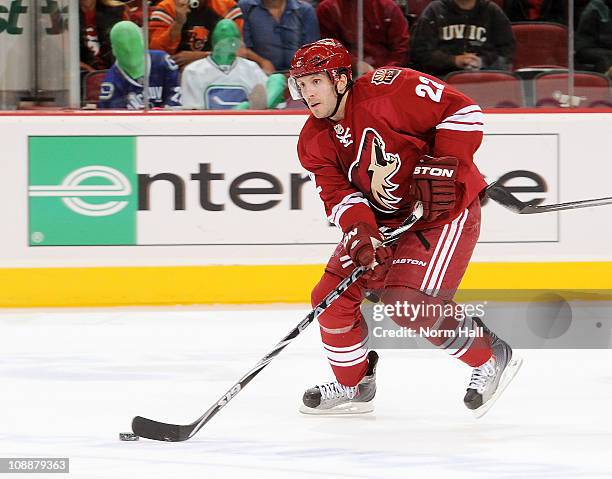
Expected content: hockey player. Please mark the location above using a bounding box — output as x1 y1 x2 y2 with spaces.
98 21 182 109
181 19 286 109
289 39 522 417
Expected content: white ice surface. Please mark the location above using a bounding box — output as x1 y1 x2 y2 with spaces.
0 306 611 479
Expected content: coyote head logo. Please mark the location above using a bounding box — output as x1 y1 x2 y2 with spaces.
354 128 401 212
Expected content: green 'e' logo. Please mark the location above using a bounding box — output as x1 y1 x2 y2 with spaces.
28 136 138 246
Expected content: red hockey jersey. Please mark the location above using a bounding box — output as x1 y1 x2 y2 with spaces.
297 67 488 232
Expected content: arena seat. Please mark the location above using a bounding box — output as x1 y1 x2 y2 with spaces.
534 71 612 108
445 70 525 108
511 22 568 70
83 70 108 106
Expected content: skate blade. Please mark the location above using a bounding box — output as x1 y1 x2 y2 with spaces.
472 356 523 419
299 401 374 415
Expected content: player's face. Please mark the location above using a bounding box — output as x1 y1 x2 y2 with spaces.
297 73 338 118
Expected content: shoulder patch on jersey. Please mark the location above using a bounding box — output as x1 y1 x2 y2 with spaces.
371 68 401 86
333 124 353 148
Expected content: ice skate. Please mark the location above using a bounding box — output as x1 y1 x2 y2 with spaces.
464 321 523 418
299 351 378 415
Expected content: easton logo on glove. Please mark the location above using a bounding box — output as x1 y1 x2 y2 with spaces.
411 155 459 222
413 166 455 177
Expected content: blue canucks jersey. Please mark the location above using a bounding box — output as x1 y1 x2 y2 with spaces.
99 50 181 109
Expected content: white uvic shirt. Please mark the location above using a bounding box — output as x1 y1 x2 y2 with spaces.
181 56 269 110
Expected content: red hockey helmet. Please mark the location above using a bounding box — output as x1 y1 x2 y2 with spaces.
288 38 352 100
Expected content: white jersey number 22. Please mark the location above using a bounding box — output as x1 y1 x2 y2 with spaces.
415 76 445 103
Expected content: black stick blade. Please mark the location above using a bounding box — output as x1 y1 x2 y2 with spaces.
132 416 193 442
485 182 528 213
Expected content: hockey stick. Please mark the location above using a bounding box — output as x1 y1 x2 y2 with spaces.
131 202 424 442
486 181 612 214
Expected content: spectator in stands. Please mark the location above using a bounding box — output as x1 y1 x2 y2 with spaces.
181 19 287 108
316 0 409 73
99 21 182 108
576 0 612 76
410 0 514 77
149 0 274 71
80 0 130 72
574 0 594 28
149 0 242 64
503 0 567 24
239 0 320 72
124 0 144 25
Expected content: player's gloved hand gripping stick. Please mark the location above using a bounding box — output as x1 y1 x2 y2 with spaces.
342 222 392 281
131 201 423 442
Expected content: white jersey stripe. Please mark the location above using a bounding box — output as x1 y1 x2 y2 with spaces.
436 123 484 132
328 351 368 367
441 111 484 125
320 323 354 334
420 223 450 292
448 104 482 116
326 347 368 363
329 193 369 226
425 216 461 295
324 338 369 364
441 316 474 355
441 120 484 127
323 337 368 353
426 212 464 295
454 333 476 359
447 334 471 357
331 198 370 226
438 105 484 132
432 209 469 295
440 315 470 350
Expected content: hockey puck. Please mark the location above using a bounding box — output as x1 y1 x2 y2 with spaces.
119 432 139 441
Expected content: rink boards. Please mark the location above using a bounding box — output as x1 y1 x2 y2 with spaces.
1 111 612 306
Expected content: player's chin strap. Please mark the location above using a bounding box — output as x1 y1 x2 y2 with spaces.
327 71 353 119
328 85 348 119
